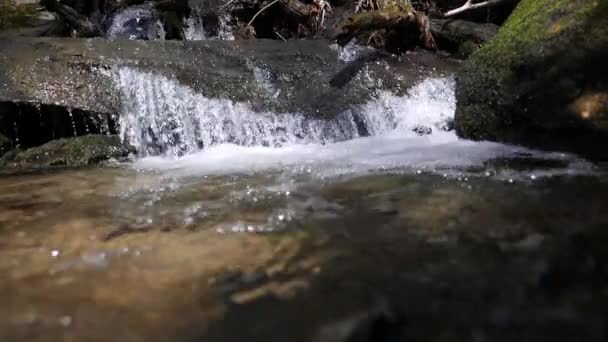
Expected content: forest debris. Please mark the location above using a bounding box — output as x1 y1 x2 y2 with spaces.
333 6 435 52
43 0 101 37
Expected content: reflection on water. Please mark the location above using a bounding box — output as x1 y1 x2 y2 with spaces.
1 162 607 341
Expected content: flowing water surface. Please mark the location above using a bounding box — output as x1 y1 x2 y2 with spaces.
1 72 607 341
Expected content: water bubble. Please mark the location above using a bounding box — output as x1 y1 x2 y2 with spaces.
51 250 60 257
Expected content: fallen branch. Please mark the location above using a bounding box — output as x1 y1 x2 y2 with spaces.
444 0 507 17
333 9 435 50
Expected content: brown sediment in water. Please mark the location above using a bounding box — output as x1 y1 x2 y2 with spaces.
1 167 607 341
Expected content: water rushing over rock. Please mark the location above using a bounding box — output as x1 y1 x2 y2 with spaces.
116 68 455 157
183 2 207 40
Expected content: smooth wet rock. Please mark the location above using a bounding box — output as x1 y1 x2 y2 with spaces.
430 19 499 56
0 37 457 118
2 134 134 168
454 0 608 160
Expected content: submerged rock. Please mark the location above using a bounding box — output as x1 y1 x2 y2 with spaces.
454 0 608 160
1 135 134 168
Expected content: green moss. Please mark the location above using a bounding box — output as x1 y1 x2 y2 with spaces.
472 0 606 76
378 0 413 12
455 0 608 159
0 3 38 30
12 135 135 168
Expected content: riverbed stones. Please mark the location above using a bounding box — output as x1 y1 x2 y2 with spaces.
454 0 608 160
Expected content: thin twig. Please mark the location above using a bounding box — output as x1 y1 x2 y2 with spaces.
220 0 236 9
444 0 506 17
275 31 287 41
247 0 280 27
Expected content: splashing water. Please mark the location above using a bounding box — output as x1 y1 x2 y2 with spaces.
115 67 591 178
117 68 453 155
183 2 206 40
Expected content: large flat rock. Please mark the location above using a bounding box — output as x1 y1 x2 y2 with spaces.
0 37 456 117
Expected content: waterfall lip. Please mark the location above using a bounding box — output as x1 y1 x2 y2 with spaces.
115 67 457 157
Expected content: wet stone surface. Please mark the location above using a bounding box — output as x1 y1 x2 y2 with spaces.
0 165 607 341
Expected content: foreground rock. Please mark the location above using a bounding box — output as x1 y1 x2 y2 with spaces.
1 135 134 168
454 0 608 160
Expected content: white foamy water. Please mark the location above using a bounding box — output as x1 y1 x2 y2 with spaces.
183 2 206 40
115 68 591 179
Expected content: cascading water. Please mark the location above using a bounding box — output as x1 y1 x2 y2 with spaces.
183 2 206 40
115 67 590 177
116 68 453 156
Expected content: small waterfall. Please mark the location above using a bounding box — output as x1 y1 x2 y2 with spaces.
116 68 455 157
183 2 206 40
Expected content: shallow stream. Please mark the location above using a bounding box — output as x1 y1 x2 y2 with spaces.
1 69 607 341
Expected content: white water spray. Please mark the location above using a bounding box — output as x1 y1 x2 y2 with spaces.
116 68 454 157
114 67 590 178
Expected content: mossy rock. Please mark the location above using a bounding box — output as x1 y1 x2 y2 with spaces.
0 3 39 30
0 133 11 157
454 0 608 160
6 135 135 168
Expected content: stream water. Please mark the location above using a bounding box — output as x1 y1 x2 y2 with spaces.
1 68 607 341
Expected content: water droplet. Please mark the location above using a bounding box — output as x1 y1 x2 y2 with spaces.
59 316 72 327
51 250 60 257
530 174 537 180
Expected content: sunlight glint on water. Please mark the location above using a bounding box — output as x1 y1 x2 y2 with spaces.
116 68 590 178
